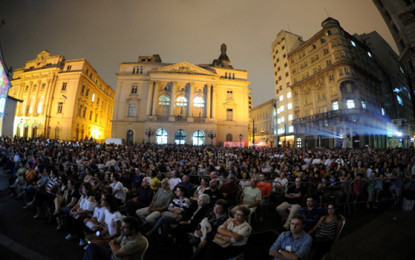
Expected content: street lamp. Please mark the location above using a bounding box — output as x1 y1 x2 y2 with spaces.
207 130 216 145
145 128 155 144
239 134 243 147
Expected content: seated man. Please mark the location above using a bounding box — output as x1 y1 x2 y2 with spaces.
276 177 306 229
136 178 174 226
269 214 312 260
219 174 240 207
298 195 326 232
204 178 223 207
83 216 147 260
231 178 261 217
124 177 153 217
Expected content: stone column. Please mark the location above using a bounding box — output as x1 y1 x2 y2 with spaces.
151 81 159 116
169 82 176 116
211 85 216 118
146 82 153 116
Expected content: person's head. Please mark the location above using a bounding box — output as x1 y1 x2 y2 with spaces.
161 178 170 190
198 194 210 207
174 185 187 198
327 203 338 217
182 174 189 183
234 206 250 223
200 178 208 187
259 173 266 182
142 177 150 187
111 173 120 183
305 196 315 210
214 199 227 215
295 177 302 187
290 214 306 235
122 216 141 236
250 178 258 188
102 193 118 213
209 178 219 189
67 178 77 190
227 174 236 183
81 182 93 197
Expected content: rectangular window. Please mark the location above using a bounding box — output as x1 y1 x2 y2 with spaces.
86 89 90 97
61 83 67 91
32 84 37 92
329 74 334 81
280 95 284 101
89 111 93 120
57 102 63 114
67 65 72 71
288 114 293 121
97 98 100 105
92 93 95 102
332 101 339 110
226 108 233 121
131 85 138 94
128 104 136 117
81 85 85 94
287 92 291 98
346 99 355 109
288 103 292 109
41 83 46 91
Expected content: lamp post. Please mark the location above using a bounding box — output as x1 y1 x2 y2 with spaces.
261 130 264 146
239 134 243 147
252 119 255 148
207 130 216 145
145 128 155 144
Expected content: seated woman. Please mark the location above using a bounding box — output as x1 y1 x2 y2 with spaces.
32 169 61 220
85 193 122 247
173 193 211 246
64 182 96 246
308 203 344 260
145 185 191 239
190 199 228 259
203 206 252 260
193 178 209 198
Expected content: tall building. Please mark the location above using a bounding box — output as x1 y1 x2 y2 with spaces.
271 31 303 147
112 44 251 145
286 18 400 148
9 51 115 141
250 99 277 148
373 0 415 121
355 31 414 140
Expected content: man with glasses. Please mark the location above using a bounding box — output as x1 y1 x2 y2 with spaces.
83 216 147 260
276 177 306 230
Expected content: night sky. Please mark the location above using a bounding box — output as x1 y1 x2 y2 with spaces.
0 0 395 106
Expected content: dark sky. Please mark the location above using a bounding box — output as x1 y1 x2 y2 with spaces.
0 0 396 107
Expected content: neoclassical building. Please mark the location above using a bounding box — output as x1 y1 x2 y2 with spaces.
112 44 251 145
9 51 115 141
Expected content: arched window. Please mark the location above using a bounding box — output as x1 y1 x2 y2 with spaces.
226 133 233 141
156 128 168 144
176 96 187 107
175 129 186 145
158 96 170 106
193 96 204 107
127 130 134 144
192 130 205 146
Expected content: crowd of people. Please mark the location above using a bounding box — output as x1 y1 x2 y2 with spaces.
1 136 415 259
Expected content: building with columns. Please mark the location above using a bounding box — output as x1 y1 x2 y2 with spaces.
9 51 115 141
112 44 251 145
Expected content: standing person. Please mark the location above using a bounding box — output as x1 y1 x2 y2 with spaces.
269 214 312 260
83 216 147 260
257 173 272 221
276 177 306 230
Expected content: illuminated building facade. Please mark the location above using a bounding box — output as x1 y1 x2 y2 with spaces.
373 0 415 122
250 99 277 148
287 18 400 148
112 44 250 145
271 31 304 147
9 51 115 141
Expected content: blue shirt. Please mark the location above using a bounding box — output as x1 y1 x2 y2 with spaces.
299 206 326 232
270 230 312 260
